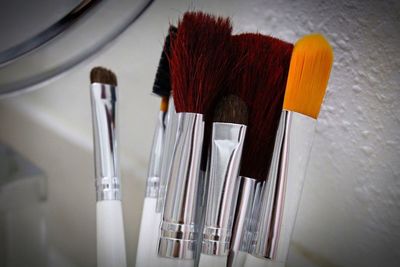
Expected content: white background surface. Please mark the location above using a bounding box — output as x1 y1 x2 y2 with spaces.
0 0 399 266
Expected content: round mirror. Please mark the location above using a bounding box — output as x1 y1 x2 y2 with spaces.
0 0 153 97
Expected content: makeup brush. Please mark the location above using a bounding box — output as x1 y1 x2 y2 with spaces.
227 33 294 267
155 26 179 214
158 11 232 265
247 34 333 267
89 67 127 267
136 26 177 267
199 95 248 267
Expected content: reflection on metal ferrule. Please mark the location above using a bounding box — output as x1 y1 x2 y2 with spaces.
250 111 288 259
202 123 247 256
96 176 121 201
158 112 204 259
90 83 121 201
251 111 316 262
145 110 167 198
239 179 265 253
156 96 177 212
227 177 263 267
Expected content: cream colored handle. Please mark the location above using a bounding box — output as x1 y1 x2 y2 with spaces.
245 254 285 267
199 254 227 267
136 198 161 267
96 201 127 267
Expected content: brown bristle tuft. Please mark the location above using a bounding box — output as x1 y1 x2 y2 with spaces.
90 67 117 86
213 95 248 125
170 11 232 113
231 33 293 181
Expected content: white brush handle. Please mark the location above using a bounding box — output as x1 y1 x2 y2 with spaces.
198 254 227 267
229 251 247 267
244 254 284 267
96 200 127 267
156 257 194 267
136 198 161 267
137 199 194 267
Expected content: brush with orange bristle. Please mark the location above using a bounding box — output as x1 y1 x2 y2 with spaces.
225 33 293 267
136 26 177 267
246 34 334 267
158 11 232 265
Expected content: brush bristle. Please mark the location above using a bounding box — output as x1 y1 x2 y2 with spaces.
213 95 248 125
160 96 169 112
232 33 293 181
152 26 178 97
283 34 333 119
171 11 232 113
90 67 117 86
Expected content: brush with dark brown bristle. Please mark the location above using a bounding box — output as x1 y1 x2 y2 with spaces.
213 94 248 125
231 33 293 181
90 66 117 86
198 96 248 264
199 95 248 265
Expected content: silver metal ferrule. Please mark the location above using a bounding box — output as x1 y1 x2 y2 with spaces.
202 123 247 256
145 110 167 198
158 113 204 259
227 177 256 267
156 96 178 212
90 83 121 201
235 178 264 254
250 111 316 263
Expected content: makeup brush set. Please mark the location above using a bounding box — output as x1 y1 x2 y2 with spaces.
88 11 333 267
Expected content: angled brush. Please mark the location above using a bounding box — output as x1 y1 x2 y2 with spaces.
89 67 127 267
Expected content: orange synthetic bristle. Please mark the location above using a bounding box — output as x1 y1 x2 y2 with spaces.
283 34 333 119
170 11 232 113
231 33 293 181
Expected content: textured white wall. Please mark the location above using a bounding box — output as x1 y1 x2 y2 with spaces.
0 0 399 266
232 1 400 267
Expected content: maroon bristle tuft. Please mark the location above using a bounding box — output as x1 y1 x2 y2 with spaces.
231 33 293 181
170 11 233 113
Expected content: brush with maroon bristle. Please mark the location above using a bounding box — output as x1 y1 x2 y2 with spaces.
158 11 232 264
227 33 293 267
